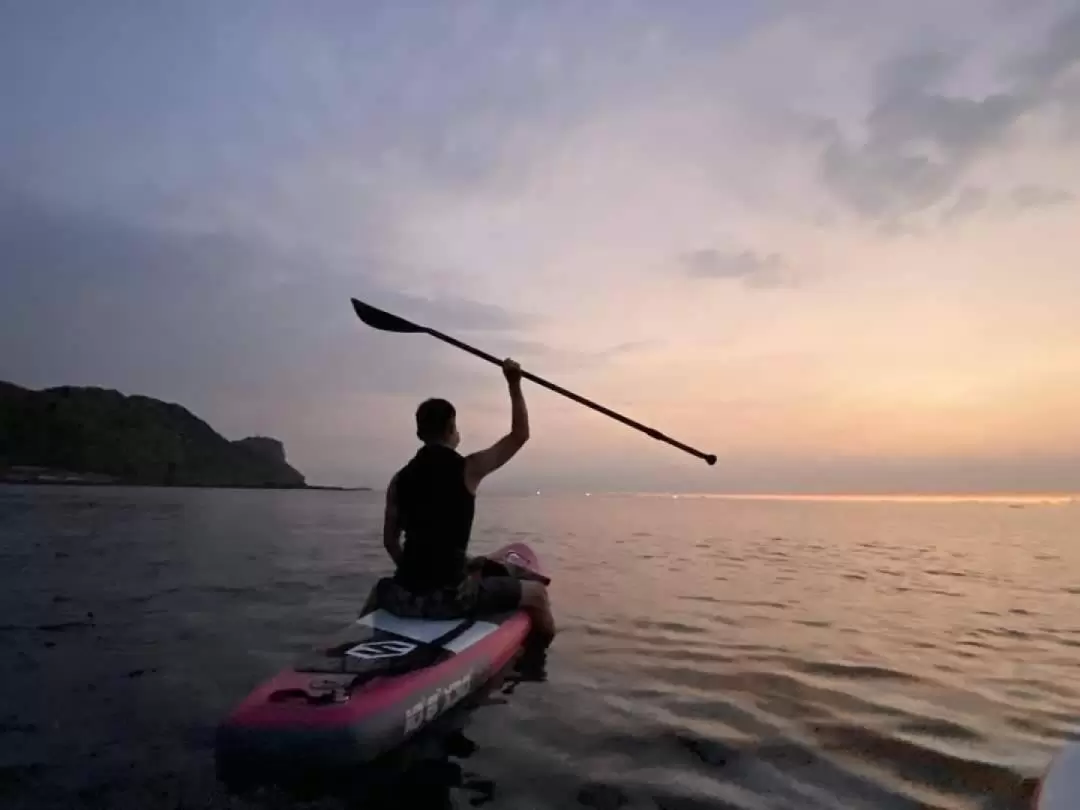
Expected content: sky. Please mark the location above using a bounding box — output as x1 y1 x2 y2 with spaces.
3 0 1080 494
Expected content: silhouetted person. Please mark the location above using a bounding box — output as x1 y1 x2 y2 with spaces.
366 358 555 644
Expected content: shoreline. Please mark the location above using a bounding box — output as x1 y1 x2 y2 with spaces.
0 478 371 492
2 478 1071 501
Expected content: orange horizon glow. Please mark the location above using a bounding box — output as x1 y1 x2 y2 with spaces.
621 492 1078 504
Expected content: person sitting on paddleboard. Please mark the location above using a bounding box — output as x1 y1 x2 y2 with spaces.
368 357 556 645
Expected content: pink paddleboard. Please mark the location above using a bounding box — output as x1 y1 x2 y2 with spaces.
215 542 543 782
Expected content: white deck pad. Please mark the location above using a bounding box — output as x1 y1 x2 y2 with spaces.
357 609 500 651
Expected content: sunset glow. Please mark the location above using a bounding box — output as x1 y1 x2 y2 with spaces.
3 2 1080 493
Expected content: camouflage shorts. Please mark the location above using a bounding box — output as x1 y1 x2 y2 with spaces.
366 573 478 620
366 556 533 620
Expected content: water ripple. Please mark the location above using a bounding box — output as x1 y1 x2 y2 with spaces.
1 486 1077 809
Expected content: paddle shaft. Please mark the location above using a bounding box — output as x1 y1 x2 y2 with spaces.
422 326 716 465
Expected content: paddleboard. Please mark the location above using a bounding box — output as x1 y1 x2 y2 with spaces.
1034 740 1080 809
215 542 543 785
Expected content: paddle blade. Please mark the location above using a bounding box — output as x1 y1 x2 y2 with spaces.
350 298 426 334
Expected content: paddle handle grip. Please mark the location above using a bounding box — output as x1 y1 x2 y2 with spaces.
425 328 717 465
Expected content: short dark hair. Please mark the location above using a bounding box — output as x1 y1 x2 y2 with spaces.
415 398 456 442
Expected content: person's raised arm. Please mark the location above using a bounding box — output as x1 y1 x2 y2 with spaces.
382 472 403 566
465 359 529 493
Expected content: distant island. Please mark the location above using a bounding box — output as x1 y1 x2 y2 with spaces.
0 380 370 491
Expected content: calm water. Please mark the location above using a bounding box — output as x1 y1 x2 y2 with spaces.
2 486 1079 809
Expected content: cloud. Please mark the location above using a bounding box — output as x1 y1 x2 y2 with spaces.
467 335 661 377
935 183 1074 225
368 291 532 334
1010 183 1076 209
680 249 792 288
820 70 1024 219
599 339 657 358
0 186 530 407
940 186 991 224
1012 3 1080 88
818 6 1080 223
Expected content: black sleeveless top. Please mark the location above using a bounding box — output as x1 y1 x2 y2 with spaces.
392 444 476 593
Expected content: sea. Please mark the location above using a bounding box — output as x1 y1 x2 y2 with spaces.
2 485 1078 809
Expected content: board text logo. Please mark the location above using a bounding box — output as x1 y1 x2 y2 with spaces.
404 671 474 734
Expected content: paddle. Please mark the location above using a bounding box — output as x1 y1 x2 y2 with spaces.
350 297 717 466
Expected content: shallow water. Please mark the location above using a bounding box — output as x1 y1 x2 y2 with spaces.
1 485 1078 809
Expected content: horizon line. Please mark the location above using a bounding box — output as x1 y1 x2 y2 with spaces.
478 489 1079 503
